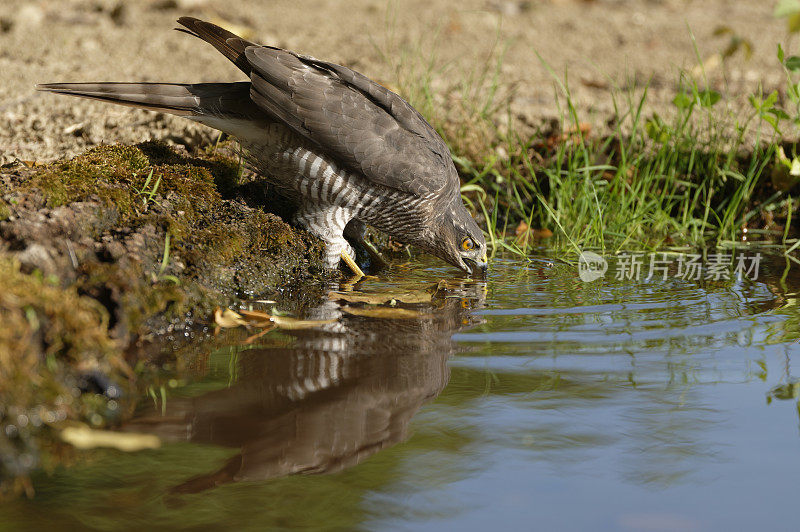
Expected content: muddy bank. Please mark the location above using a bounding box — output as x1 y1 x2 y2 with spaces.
0 141 329 493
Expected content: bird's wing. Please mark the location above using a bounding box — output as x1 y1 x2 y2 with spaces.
176 17 456 196
177 17 257 75
244 46 457 197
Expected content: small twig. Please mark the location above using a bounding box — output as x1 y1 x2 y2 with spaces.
158 232 171 276
64 239 79 269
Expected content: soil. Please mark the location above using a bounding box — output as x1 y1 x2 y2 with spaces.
0 0 788 163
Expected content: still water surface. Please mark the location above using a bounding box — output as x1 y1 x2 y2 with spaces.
3 254 800 530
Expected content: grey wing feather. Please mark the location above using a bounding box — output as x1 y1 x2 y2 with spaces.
177 17 257 75
244 46 457 197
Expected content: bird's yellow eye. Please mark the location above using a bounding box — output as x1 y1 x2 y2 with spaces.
461 237 474 251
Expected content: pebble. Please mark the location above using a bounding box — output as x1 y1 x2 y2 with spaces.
0 154 18 167
152 0 209 10
487 1 531 16
63 123 86 136
109 3 128 26
15 5 45 29
17 243 57 275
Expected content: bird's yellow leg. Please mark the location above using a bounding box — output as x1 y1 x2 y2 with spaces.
341 250 365 278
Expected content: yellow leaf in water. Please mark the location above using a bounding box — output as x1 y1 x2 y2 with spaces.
341 306 426 319
61 426 160 452
238 309 273 322
213 307 246 328
238 309 335 329
270 315 336 330
328 289 432 305
244 324 275 344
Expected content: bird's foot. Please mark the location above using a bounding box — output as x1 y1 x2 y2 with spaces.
342 219 387 273
340 250 365 278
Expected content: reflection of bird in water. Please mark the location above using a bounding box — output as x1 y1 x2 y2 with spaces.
123 281 485 493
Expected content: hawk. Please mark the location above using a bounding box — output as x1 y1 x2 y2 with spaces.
38 17 488 276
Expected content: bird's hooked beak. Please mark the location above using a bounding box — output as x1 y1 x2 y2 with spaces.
462 253 488 277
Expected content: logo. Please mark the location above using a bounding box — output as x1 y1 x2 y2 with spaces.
578 251 608 282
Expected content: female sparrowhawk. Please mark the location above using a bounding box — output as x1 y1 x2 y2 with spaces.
38 17 488 276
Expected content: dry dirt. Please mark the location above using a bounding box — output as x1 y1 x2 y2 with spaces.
0 0 789 162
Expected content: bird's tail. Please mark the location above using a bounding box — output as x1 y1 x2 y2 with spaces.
36 81 257 119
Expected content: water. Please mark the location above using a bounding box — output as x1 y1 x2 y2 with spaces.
3 254 800 531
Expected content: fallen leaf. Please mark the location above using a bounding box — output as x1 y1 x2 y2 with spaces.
238 309 335 329
545 123 592 149
213 307 246 328
63 123 85 136
270 315 336 329
328 290 432 305
238 309 272 322
341 306 426 319
61 426 160 452
581 77 609 89
244 324 275 344
515 222 553 245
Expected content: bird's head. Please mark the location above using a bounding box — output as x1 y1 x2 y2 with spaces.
429 204 488 276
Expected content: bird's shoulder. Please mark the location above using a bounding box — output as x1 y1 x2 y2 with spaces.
243 46 458 197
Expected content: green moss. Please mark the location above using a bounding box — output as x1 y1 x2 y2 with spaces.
136 140 186 166
0 200 9 222
0 257 129 486
201 152 245 197
190 224 246 264
242 210 300 252
24 145 144 210
19 140 318 280
23 144 221 222
16 139 324 290
79 144 151 172
0 258 117 364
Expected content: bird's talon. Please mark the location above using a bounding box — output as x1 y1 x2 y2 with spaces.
340 251 365 278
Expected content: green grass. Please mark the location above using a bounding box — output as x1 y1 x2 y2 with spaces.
386 35 800 261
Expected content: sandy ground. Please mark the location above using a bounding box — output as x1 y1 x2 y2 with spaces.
0 0 788 162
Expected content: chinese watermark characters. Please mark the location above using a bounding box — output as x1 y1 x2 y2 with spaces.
577 252 762 282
